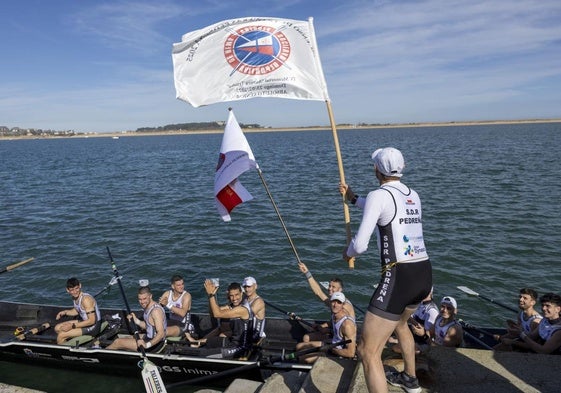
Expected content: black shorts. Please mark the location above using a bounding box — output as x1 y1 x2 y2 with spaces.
368 259 432 321
142 337 166 353
81 320 102 336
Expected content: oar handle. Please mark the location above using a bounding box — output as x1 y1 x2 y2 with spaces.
263 300 315 327
1 257 34 274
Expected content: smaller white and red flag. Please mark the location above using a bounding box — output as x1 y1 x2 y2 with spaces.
214 109 259 221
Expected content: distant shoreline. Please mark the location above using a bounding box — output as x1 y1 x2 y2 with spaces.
2 118 560 140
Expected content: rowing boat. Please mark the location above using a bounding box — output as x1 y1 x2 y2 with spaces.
0 300 315 387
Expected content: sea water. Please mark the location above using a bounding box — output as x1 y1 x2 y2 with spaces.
1 122 560 391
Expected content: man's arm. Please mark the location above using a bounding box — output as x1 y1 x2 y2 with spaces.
517 330 561 354
170 292 191 318
252 297 266 319
139 308 166 349
298 262 328 304
442 324 463 347
78 295 97 328
330 320 356 358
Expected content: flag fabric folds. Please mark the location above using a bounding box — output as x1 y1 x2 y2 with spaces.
172 17 329 107
215 110 259 222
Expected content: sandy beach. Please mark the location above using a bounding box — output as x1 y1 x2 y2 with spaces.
2 118 560 140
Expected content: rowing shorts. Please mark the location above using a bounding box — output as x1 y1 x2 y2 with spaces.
368 259 432 321
81 320 102 336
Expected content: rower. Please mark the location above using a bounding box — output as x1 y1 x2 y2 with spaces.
429 296 463 347
242 276 266 344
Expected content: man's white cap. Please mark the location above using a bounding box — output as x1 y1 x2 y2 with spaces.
330 291 346 303
441 296 458 310
242 276 257 287
371 147 405 177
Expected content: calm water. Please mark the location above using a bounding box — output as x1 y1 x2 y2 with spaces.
1 123 560 391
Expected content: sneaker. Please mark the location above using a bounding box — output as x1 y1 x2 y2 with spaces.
386 370 422 393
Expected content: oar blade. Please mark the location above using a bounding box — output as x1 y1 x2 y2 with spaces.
142 358 167 393
457 286 479 296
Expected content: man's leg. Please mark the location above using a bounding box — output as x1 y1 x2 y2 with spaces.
359 311 398 393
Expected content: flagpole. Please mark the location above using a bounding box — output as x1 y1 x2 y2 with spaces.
256 168 303 265
325 100 355 269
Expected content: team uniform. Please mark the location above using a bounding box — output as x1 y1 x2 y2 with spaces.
164 289 195 335
433 316 462 347
245 296 266 342
331 314 356 357
142 303 167 352
73 292 101 335
519 311 542 334
221 302 253 358
537 318 561 354
348 181 432 320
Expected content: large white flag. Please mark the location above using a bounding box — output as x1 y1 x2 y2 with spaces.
172 17 329 107
215 110 259 222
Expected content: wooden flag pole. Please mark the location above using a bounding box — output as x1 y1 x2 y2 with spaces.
325 101 355 269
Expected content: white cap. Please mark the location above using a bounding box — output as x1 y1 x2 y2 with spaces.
441 296 457 310
242 276 256 287
371 147 405 177
330 291 346 303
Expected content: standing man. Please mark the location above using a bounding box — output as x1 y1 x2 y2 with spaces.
159 274 196 341
295 292 357 363
55 277 101 345
204 280 253 358
107 286 167 353
242 276 266 343
341 147 431 393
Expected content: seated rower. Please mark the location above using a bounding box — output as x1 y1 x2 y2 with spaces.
494 287 542 351
107 286 167 353
55 277 102 345
203 280 254 359
159 274 198 344
295 292 357 364
502 292 561 354
429 296 463 347
242 276 266 344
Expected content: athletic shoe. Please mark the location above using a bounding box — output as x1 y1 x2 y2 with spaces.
386 370 422 393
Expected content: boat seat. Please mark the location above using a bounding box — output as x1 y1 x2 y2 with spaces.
61 321 109 347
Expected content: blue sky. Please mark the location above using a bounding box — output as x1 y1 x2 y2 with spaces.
2 0 561 133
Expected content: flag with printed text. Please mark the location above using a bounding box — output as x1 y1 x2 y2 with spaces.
172 17 329 107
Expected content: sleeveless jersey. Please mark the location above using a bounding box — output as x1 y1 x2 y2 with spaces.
144 303 167 340
538 318 561 342
413 300 439 330
519 311 541 334
434 316 460 347
245 296 266 340
166 290 193 324
332 314 355 349
73 293 100 323
377 185 428 266
228 303 253 349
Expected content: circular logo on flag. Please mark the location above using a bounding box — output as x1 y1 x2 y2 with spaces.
224 25 291 75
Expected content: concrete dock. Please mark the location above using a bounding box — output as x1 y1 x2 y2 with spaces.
206 347 560 393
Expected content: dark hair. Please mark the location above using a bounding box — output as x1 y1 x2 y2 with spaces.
66 277 80 288
171 274 183 284
540 293 561 307
227 282 242 292
138 286 152 295
330 278 344 290
519 288 538 301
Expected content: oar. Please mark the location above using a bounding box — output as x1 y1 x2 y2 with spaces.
457 286 518 313
93 276 121 298
0 257 34 274
458 320 497 341
165 339 351 390
106 247 167 393
14 321 52 341
263 300 315 328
